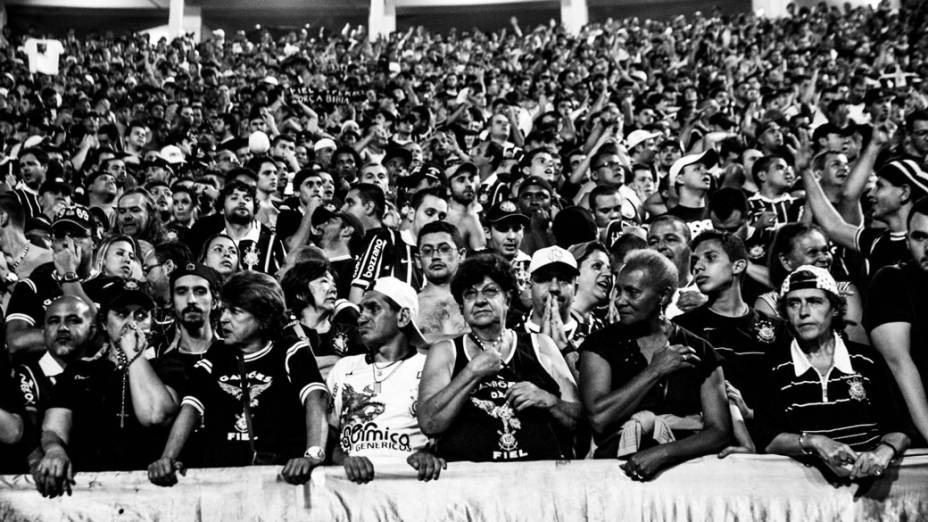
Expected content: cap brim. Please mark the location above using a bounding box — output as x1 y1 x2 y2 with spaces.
108 290 155 311
488 214 529 227
51 219 91 235
531 261 580 278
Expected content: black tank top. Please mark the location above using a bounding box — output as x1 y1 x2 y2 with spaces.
436 332 572 462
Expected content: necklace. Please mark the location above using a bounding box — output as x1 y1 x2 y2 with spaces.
6 243 29 283
112 344 131 429
470 330 510 360
371 359 406 393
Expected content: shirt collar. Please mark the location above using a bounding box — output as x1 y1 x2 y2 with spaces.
38 351 65 378
790 333 854 377
225 220 261 244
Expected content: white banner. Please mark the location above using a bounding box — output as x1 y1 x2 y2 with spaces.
2 452 928 521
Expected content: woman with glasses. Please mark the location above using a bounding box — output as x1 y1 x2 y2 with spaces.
418 253 581 462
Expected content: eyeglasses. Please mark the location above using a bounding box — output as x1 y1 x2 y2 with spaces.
143 263 164 275
419 244 456 258
462 284 503 302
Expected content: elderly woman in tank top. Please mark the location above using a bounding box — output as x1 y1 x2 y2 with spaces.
418 253 582 462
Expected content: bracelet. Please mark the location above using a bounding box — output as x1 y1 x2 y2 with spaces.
877 441 898 460
125 348 146 369
798 432 814 456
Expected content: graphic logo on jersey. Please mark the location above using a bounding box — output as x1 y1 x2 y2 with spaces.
847 376 867 402
338 383 414 453
242 242 261 271
331 330 349 356
219 373 272 435
748 244 767 260
470 388 527 460
755 319 776 344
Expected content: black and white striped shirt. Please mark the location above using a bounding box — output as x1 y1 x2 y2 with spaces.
758 334 904 451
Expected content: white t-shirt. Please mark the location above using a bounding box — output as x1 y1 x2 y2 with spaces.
23 39 64 75
326 352 428 463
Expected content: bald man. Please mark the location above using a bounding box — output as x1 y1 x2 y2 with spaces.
16 296 97 472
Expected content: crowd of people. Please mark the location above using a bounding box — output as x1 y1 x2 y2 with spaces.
1 0 928 498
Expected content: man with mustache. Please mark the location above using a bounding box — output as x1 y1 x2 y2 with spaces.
416 221 467 341
190 180 286 276
148 271 328 486
12 296 96 474
866 197 928 447
444 162 486 251
116 188 169 247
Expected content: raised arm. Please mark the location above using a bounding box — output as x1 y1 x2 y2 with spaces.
801 168 859 250
418 340 500 436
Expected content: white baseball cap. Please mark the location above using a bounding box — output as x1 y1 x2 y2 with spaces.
528 246 579 277
313 138 337 152
626 129 662 150
668 149 718 186
371 277 427 347
159 145 186 165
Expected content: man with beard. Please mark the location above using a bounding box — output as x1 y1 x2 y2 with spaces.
190 180 286 275
311 207 364 299
85 170 119 222
14 296 96 474
116 188 169 247
142 241 194 324
343 183 419 303
444 163 486 251
5 206 100 356
416 221 467 341
12 148 48 227
148 271 327 486
867 197 928 446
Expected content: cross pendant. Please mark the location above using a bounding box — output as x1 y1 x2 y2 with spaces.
117 406 128 429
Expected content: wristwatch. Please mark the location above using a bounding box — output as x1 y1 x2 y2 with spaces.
55 271 80 284
304 446 326 462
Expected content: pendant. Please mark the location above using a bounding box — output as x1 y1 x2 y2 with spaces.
373 381 381 394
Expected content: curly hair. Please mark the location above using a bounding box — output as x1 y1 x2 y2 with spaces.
221 271 287 340
450 253 516 305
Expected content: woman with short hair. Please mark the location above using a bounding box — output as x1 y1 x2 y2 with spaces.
418 253 581 462
579 249 731 480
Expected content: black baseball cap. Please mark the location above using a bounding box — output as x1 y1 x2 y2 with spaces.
98 278 155 314
51 205 95 237
170 263 222 293
485 200 529 227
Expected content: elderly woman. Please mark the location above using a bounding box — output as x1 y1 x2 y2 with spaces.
755 223 865 345
579 249 731 481
418 253 581 462
760 265 909 480
198 233 240 282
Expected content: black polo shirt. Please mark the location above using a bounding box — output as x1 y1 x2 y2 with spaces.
755 336 906 452
579 322 721 457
